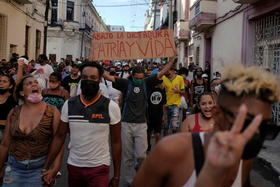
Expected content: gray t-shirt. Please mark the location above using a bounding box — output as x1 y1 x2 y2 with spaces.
113 74 157 123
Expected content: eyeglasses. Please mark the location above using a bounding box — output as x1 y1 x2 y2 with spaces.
220 105 280 140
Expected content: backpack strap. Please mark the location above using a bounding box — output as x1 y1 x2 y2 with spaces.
191 133 205 177
121 80 133 119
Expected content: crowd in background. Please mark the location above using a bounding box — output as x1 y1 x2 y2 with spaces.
1 53 279 187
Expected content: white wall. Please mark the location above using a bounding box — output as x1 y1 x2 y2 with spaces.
212 12 243 73
216 0 240 18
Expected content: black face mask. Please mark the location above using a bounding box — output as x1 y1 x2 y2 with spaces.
242 132 265 160
110 71 116 76
0 88 9 95
80 80 99 99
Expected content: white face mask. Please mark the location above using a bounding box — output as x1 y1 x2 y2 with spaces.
214 84 221 94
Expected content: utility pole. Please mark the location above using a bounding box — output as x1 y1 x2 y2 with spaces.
153 0 157 30
168 0 173 30
43 0 50 55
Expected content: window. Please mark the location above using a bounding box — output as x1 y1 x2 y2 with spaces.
35 30 41 58
66 1 74 21
51 0 58 24
194 3 200 16
25 25 30 56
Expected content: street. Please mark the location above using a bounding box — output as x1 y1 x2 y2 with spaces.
54 135 280 187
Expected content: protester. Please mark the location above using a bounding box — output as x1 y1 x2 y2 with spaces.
162 66 185 135
104 57 177 186
61 63 81 97
33 54 54 89
0 74 16 141
190 67 208 107
42 72 69 110
147 78 166 151
43 62 122 187
120 64 130 79
181 92 215 132
178 67 191 120
0 76 63 186
132 64 280 187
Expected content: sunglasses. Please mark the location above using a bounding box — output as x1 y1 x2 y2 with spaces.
220 105 280 140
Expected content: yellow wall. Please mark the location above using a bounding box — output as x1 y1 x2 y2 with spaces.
0 1 44 60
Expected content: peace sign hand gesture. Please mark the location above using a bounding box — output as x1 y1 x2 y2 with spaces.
195 104 263 187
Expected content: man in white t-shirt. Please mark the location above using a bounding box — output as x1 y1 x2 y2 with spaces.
33 54 54 89
43 62 121 187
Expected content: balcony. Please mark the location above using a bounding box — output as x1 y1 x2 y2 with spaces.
13 0 32 4
232 0 260 4
174 20 190 40
189 0 217 31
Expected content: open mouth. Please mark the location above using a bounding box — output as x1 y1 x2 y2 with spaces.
31 89 39 93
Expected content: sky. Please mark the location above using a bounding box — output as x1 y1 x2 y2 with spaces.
92 0 150 32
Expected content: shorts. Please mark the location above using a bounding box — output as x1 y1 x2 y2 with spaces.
148 118 162 133
165 105 180 130
3 155 45 187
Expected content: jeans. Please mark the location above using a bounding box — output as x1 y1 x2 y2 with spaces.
3 155 45 187
165 105 180 130
120 122 147 186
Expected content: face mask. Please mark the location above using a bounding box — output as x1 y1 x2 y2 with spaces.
81 80 99 99
0 88 9 95
242 133 265 160
27 93 43 103
132 78 143 85
49 82 59 90
110 71 116 76
214 84 221 93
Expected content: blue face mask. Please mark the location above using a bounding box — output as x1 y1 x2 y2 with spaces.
132 78 143 85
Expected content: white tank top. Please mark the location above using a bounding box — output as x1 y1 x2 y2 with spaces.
183 133 242 187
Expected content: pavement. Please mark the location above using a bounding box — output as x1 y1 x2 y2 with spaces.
254 134 280 186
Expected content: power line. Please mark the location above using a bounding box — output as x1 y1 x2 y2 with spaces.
95 3 149 7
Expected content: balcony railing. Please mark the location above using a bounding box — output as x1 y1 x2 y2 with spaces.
189 0 217 31
13 0 32 4
174 20 190 40
232 0 260 4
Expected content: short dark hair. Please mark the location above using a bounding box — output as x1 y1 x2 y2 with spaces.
38 54 48 61
0 74 15 93
178 67 189 76
50 71 62 82
132 66 145 76
80 61 104 78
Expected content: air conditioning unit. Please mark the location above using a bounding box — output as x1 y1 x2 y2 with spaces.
232 0 260 4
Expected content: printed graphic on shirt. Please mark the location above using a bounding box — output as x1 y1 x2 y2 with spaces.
134 87 140 94
150 91 163 105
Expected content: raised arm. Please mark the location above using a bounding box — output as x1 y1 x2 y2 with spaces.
103 71 116 83
157 56 177 79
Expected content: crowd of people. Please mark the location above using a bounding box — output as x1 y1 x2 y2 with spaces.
0 54 279 187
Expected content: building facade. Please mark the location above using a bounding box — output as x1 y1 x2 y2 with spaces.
107 25 125 32
47 0 108 62
188 0 280 123
157 0 190 67
144 0 161 31
0 0 45 61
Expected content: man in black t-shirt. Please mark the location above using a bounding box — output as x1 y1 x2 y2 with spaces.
104 57 176 186
62 64 80 97
147 79 166 151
